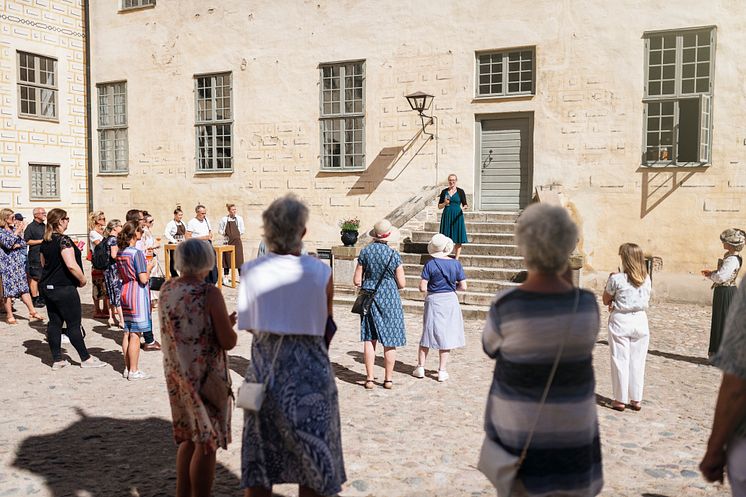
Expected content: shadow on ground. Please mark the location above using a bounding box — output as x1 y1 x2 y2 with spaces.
596 339 709 367
347 350 416 376
12 409 243 496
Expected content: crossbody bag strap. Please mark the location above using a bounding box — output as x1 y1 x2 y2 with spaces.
516 288 580 467
431 259 456 291
371 249 396 293
263 334 285 388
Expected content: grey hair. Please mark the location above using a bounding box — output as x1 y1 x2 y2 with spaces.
515 203 578 273
262 194 308 254
174 238 215 276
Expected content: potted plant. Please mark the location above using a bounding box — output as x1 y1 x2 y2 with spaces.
339 217 360 247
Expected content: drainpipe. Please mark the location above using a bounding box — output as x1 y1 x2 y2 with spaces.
83 0 93 213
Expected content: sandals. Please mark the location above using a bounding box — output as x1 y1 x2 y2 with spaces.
6 317 17 325
383 380 393 390
611 401 626 412
629 401 642 411
29 312 44 322
364 379 375 390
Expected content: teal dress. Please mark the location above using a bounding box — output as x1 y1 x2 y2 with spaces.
439 188 469 244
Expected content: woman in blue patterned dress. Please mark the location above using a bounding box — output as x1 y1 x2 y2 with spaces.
238 195 345 497
116 221 154 380
0 208 44 324
353 219 407 390
102 220 124 328
438 174 469 259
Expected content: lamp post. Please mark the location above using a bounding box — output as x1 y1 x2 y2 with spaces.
404 90 438 182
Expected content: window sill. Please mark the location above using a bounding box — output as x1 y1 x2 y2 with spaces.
639 162 710 169
319 167 366 173
30 197 60 202
194 169 234 176
18 115 59 124
472 94 535 103
118 4 156 13
98 171 130 177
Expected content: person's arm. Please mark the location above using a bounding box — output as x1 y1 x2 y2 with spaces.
437 189 448 209
61 247 86 287
109 243 119 260
136 252 154 285
394 265 406 289
707 257 739 284
326 276 334 318
218 217 227 236
459 188 468 209
164 221 177 244
206 286 238 350
700 373 746 483
353 263 363 287
238 216 245 235
24 226 42 246
419 279 428 292
602 273 616 308
457 280 467 291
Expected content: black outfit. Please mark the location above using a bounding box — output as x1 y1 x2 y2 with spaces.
39 233 90 363
438 187 468 207
23 220 45 280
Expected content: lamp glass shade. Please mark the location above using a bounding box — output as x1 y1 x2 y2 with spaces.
405 91 434 114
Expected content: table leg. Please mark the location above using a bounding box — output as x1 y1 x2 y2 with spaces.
216 248 223 289
231 249 236 288
165 248 171 280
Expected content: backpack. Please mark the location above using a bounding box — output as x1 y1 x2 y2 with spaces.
92 237 113 270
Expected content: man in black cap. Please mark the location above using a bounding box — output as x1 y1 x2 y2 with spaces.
24 208 46 308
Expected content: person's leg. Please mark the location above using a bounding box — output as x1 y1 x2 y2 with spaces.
244 487 272 497
121 332 131 371
628 317 650 406
189 442 216 497
363 340 376 381
727 436 746 497
43 289 64 362
3 297 15 323
299 486 323 497
19 293 38 316
454 243 462 259
127 332 142 372
417 346 428 367
142 329 155 345
438 349 450 372
55 287 90 362
608 330 630 406
28 277 39 299
175 441 194 497
383 346 396 382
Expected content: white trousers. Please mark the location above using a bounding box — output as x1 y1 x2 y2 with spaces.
729 436 746 497
608 310 650 404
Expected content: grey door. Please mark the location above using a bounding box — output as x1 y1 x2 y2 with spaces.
478 118 531 211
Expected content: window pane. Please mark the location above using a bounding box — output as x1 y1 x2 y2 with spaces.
40 89 56 117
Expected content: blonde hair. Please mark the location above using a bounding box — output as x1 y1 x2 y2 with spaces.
88 210 105 231
0 208 13 229
103 219 122 237
619 243 647 288
44 208 67 241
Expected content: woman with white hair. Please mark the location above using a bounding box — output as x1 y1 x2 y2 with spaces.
413 233 467 382
480 203 603 497
353 219 407 390
238 194 345 497
702 228 745 357
159 238 237 497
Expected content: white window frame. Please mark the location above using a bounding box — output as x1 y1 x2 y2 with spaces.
29 163 60 201
97 81 129 174
194 72 233 173
475 47 535 98
121 0 155 11
642 26 715 166
17 51 58 121
319 60 366 171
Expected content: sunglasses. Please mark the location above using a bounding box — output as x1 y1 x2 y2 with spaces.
62 217 70 221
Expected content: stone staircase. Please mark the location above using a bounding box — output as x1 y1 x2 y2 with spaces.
334 209 524 321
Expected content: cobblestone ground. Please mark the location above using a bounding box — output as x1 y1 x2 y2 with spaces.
0 282 732 497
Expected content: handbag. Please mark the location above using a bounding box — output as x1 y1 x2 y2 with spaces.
149 258 166 291
351 250 395 315
236 335 284 412
199 350 233 411
477 289 580 496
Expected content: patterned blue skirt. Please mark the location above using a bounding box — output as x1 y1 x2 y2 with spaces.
241 333 346 495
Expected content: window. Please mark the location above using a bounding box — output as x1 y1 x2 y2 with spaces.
17 52 57 120
476 48 534 97
643 27 715 165
97 82 128 173
319 61 365 170
121 0 155 9
195 73 233 172
29 164 60 200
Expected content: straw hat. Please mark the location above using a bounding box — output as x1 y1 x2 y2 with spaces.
721 228 746 251
427 233 454 259
368 219 400 243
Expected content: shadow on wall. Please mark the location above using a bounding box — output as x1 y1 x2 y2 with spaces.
314 126 433 196
639 166 707 218
12 410 243 496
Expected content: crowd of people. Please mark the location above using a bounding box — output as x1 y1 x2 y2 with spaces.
2 183 745 496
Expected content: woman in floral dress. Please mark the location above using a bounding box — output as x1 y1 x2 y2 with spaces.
0 208 43 324
160 238 237 497
87 210 108 319
102 220 124 328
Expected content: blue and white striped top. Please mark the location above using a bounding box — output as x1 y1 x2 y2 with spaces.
482 287 603 497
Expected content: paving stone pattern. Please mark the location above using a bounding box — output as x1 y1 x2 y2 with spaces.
0 283 732 497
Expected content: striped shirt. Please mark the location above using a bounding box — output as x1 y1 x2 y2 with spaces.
482 288 603 497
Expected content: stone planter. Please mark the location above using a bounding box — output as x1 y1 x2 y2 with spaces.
340 230 359 247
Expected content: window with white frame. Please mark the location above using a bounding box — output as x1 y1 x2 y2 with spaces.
195 73 233 172
121 0 155 9
29 164 60 200
97 82 128 173
643 27 715 165
477 48 534 97
320 61 365 170
17 52 57 120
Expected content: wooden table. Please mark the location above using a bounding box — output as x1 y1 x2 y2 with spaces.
164 243 237 289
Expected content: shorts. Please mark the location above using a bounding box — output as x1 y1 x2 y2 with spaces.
27 263 42 280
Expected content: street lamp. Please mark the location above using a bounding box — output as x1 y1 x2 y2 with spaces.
405 91 434 116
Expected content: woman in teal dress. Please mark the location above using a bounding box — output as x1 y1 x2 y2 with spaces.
438 173 469 259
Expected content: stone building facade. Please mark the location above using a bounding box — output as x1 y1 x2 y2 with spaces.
88 0 745 298
0 0 88 237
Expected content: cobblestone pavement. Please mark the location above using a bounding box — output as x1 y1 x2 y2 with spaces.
0 282 732 497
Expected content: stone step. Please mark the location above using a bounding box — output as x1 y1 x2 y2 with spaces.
411 230 515 245
401 241 521 257
333 294 490 320
437 211 519 223
402 263 522 281
404 275 508 294
400 253 525 269
400 287 507 306
424 221 515 234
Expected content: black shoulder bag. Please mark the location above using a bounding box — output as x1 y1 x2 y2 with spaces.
351 249 395 316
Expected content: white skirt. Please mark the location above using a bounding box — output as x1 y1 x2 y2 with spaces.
420 291 465 350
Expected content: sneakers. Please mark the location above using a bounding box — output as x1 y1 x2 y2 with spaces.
80 357 107 368
51 360 69 371
222 275 232 286
437 370 450 382
32 296 45 308
412 365 425 378
128 370 151 381
123 369 129 379
60 334 70 344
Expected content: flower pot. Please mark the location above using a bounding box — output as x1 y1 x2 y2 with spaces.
340 230 358 247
